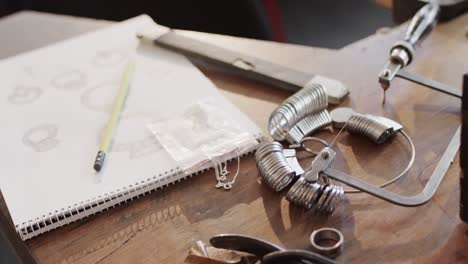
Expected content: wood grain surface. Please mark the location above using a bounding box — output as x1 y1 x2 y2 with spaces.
1 11 468 264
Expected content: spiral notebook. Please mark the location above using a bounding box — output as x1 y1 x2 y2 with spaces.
0 15 262 240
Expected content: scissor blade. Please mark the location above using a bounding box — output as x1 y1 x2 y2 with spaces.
209 234 283 258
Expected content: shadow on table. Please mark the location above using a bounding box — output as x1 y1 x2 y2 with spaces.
29 156 263 263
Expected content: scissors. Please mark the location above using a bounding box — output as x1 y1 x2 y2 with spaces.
209 234 340 264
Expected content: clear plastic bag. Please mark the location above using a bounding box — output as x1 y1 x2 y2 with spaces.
147 99 258 175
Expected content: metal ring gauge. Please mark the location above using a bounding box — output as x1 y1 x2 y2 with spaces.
256 84 459 212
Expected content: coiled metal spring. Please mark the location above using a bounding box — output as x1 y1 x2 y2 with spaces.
286 177 343 213
268 83 328 141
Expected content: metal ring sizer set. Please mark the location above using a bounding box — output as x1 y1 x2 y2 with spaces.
268 82 331 143
256 84 415 213
255 142 297 192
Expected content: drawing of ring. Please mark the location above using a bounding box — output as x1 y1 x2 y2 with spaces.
51 70 86 90
8 85 42 104
92 50 125 67
81 81 119 113
23 124 60 152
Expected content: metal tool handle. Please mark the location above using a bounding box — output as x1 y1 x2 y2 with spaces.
379 1 442 92
390 2 440 68
138 32 349 104
404 2 440 47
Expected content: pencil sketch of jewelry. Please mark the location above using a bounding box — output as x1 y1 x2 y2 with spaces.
51 70 86 90
92 50 126 67
8 85 43 105
102 114 162 159
80 81 119 113
22 124 60 152
23 66 34 77
112 135 162 159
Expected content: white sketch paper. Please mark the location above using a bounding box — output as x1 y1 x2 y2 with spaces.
0 15 261 239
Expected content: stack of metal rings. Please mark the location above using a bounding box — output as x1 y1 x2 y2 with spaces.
286 177 344 213
257 83 341 213
255 141 345 214
255 142 297 192
268 83 329 142
286 110 332 144
256 79 413 214
330 107 401 145
347 114 394 144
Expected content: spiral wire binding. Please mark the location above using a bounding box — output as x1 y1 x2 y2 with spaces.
286 110 332 144
17 134 266 240
268 83 328 141
17 168 182 240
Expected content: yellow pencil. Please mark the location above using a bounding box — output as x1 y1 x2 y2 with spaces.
93 58 136 172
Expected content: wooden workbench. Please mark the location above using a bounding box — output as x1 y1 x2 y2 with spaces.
1 11 467 264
